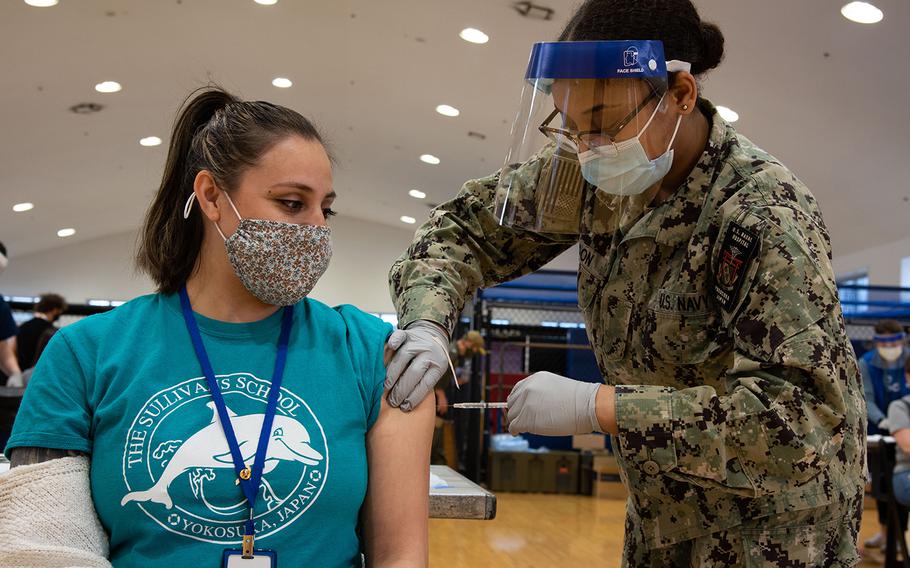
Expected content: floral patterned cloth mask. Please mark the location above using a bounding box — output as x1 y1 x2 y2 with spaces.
186 191 332 306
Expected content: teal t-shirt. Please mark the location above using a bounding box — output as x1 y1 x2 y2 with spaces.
6 293 392 567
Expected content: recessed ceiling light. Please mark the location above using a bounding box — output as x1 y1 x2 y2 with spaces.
12 203 34 213
459 28 489 44
716 105 739 123
24 0 58 6
254 0 278 4
400 216 417 224
409 189 427 199
139 136 162 147
57 228 76 238
436 104 460 117
95 81 122 93
420 154 440 165
841 1 883 23
272 77 293 88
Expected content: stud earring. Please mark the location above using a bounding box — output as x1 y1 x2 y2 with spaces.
681 104 689 111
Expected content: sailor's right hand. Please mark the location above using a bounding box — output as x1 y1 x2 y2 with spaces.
385 320 450 412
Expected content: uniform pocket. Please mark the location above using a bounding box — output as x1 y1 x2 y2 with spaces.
740 518 861 568
647 309 717 365
600 295 632 362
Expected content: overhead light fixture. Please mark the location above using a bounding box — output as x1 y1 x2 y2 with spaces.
459 28 489 44
408 189 427 199
716 105 739 123
95 81 122 93
57 228 76 238
272 77 293 88
254 0 278 4
436 104 460 117
841 1 883 23
12 203 34 213
139 136 162 147
24 0 58 6
420 154 440 165
400 216 417 224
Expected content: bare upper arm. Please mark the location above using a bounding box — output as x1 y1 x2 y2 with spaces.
9 447 85 468
362 391 434 567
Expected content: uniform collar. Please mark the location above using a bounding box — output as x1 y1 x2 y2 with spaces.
622 99 736 248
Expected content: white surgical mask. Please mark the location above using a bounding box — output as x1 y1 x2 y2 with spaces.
878 346 904 363
577 93 682 196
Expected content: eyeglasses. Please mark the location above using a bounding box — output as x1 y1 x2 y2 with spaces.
538 88 662 153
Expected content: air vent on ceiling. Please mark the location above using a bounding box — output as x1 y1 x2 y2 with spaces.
468 131 487 140
69 102 104 114
513 1 554 20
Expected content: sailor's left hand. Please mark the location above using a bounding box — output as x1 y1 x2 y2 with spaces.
505 372 604 436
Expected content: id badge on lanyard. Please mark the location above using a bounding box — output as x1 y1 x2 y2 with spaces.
179 287 292 567
222 549 278 567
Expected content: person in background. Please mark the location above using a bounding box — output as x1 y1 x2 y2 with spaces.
431 331 486 465
884 356 910 547
16 293 67 370
0 242 23 387
861 319 910 549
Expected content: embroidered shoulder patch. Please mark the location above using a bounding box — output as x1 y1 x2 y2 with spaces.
715 221 760 311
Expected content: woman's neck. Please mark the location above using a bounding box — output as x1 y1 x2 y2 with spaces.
653 105 711 205
184 239 279 323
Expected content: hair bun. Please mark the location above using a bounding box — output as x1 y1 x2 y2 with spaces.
694 22 725 75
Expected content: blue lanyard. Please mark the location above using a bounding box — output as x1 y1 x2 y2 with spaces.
178 286 293 540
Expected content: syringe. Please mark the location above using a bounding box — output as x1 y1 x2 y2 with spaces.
452 402 508 409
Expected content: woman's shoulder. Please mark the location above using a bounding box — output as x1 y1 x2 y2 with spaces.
57 293 167 345
302 299 392 337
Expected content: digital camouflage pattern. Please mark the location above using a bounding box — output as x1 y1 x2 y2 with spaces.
390 100 866 565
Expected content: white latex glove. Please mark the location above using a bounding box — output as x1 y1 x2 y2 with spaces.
385 321 451 411
5 372 23 388
506 371 603 436
879 418 892 431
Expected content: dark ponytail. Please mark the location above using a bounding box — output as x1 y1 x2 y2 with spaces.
136 86 329 293
559 0 725 77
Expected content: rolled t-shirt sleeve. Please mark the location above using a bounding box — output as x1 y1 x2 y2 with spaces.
5 330 93 454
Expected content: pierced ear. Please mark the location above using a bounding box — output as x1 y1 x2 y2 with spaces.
670 71 699 116
193 170 222 223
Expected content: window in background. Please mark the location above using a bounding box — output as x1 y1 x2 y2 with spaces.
837 270 870 314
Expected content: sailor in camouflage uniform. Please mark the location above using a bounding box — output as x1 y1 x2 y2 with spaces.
384 2 865 565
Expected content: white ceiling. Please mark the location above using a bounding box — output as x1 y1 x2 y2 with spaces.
1 0 907 260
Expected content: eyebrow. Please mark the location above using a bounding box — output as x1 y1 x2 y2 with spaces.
270 182 336 200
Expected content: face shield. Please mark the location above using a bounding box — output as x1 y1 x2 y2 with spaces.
493 40 690 235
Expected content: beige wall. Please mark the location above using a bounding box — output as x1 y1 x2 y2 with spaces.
2 215 580 313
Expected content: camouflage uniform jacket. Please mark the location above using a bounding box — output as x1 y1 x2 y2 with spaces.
390 100 866 547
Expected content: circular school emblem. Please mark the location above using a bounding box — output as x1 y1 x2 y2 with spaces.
120 373 329 544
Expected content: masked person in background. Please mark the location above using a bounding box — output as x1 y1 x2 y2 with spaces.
860 319 910 550
385 0 865 564
1 87 433 568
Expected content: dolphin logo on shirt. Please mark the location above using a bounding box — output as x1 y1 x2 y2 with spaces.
121 402 323 510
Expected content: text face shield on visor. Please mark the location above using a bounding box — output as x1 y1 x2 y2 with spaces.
493 40 688 235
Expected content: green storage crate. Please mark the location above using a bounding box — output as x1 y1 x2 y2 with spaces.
489 451 530 492
554 452 580 494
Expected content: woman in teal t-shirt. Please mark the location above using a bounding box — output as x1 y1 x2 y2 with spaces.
4 87 434 567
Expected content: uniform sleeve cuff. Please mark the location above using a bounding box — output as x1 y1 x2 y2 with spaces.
614 385 678 475
394 285 462 333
